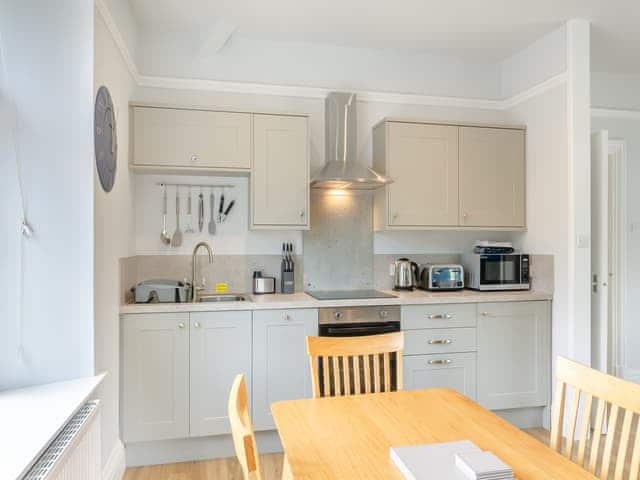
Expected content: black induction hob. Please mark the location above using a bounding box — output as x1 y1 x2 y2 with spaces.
306 289 397 300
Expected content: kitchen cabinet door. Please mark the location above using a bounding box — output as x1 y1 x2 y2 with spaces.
477 301 550 410
189 311 252 437
251 114 309 228
132 106 251 170
459 127 525 227
252 309 318 430
387 122 459 226
403 352 477 400
122 313 189 442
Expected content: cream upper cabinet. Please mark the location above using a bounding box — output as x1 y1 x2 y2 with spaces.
251 114 309 228
132 106 251 171
385 122 459 227
373 119 525 231
459 127 525 227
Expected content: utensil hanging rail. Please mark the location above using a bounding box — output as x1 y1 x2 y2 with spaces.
157 182 235 189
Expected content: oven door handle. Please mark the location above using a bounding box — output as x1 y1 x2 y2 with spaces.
326 324 399 336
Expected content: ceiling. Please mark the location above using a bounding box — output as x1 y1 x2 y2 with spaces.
128 0 640 73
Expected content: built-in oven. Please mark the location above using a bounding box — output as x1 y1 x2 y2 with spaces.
318 305 401 396
462 253 530 291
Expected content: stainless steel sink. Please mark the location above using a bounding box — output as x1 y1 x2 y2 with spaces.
197 294 249 303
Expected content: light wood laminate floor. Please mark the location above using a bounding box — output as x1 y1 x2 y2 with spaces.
124 427 633 480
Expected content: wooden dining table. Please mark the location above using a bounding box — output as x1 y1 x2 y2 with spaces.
271 388 597 479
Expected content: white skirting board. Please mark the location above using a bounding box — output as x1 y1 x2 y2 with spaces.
102 439 126 480
125 430 282 467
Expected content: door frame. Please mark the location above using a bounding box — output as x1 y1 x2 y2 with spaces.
607 139 628 378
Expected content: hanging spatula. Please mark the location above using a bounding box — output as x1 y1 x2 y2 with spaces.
208 190 216 235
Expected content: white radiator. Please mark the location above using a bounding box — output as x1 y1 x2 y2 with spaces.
23 401 101 480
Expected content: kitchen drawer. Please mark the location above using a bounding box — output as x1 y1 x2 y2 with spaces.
402 303 476 329
404 327 477 355
403 352 477 400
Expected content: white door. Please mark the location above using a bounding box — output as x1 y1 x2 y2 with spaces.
252 309 317 430
122 313 189 442
189 311 252 437
591 131 609 374
252 114 309 227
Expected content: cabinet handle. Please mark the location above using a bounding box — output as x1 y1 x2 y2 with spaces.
194 321 201 328
428 339 452 345
178 322 185 329
428 313 452 320
428 359 452 365
284 314 292 321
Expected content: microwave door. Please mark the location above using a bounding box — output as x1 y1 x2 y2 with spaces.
481 255 520 285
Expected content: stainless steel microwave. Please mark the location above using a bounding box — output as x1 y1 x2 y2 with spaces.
461 253 530 291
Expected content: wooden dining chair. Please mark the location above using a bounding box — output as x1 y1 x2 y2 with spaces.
551 356 640 480
228 374 263 480
306 332 404 398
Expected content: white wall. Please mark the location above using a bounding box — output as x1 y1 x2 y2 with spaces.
0 0 94 390
592 72 640 110
93 8 135 472
137 33 503 100
500 25 566 98
507 84 570 371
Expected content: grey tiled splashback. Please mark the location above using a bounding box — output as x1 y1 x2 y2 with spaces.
120 253 553 302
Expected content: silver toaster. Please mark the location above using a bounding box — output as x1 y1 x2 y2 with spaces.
133 279 191 303
418 264 465 291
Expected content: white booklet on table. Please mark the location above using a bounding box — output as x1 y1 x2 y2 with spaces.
390 440 482 480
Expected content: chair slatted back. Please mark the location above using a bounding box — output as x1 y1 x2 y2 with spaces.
306 332 404 398
551 356 640 479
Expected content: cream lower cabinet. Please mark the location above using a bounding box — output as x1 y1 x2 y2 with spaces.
122 313 189 442
252 309 318 430
477 301 550 410
401 304 478 400
404 353 477 399
251 114 309 229
189 311 252 437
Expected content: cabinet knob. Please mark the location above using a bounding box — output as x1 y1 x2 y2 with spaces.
178 322 185 329
190 154 199 163
194 321 201 328
480 311 490 317
391 213 398 222
284 314 292 321
462 212 468 221
334 311 343 320
299 210 305 218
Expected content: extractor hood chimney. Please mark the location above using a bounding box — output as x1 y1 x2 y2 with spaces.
310 92 393 190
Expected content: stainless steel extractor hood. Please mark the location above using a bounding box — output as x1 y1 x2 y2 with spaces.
311 92 393 190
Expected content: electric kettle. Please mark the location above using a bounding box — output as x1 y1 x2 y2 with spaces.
393 258 418 291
